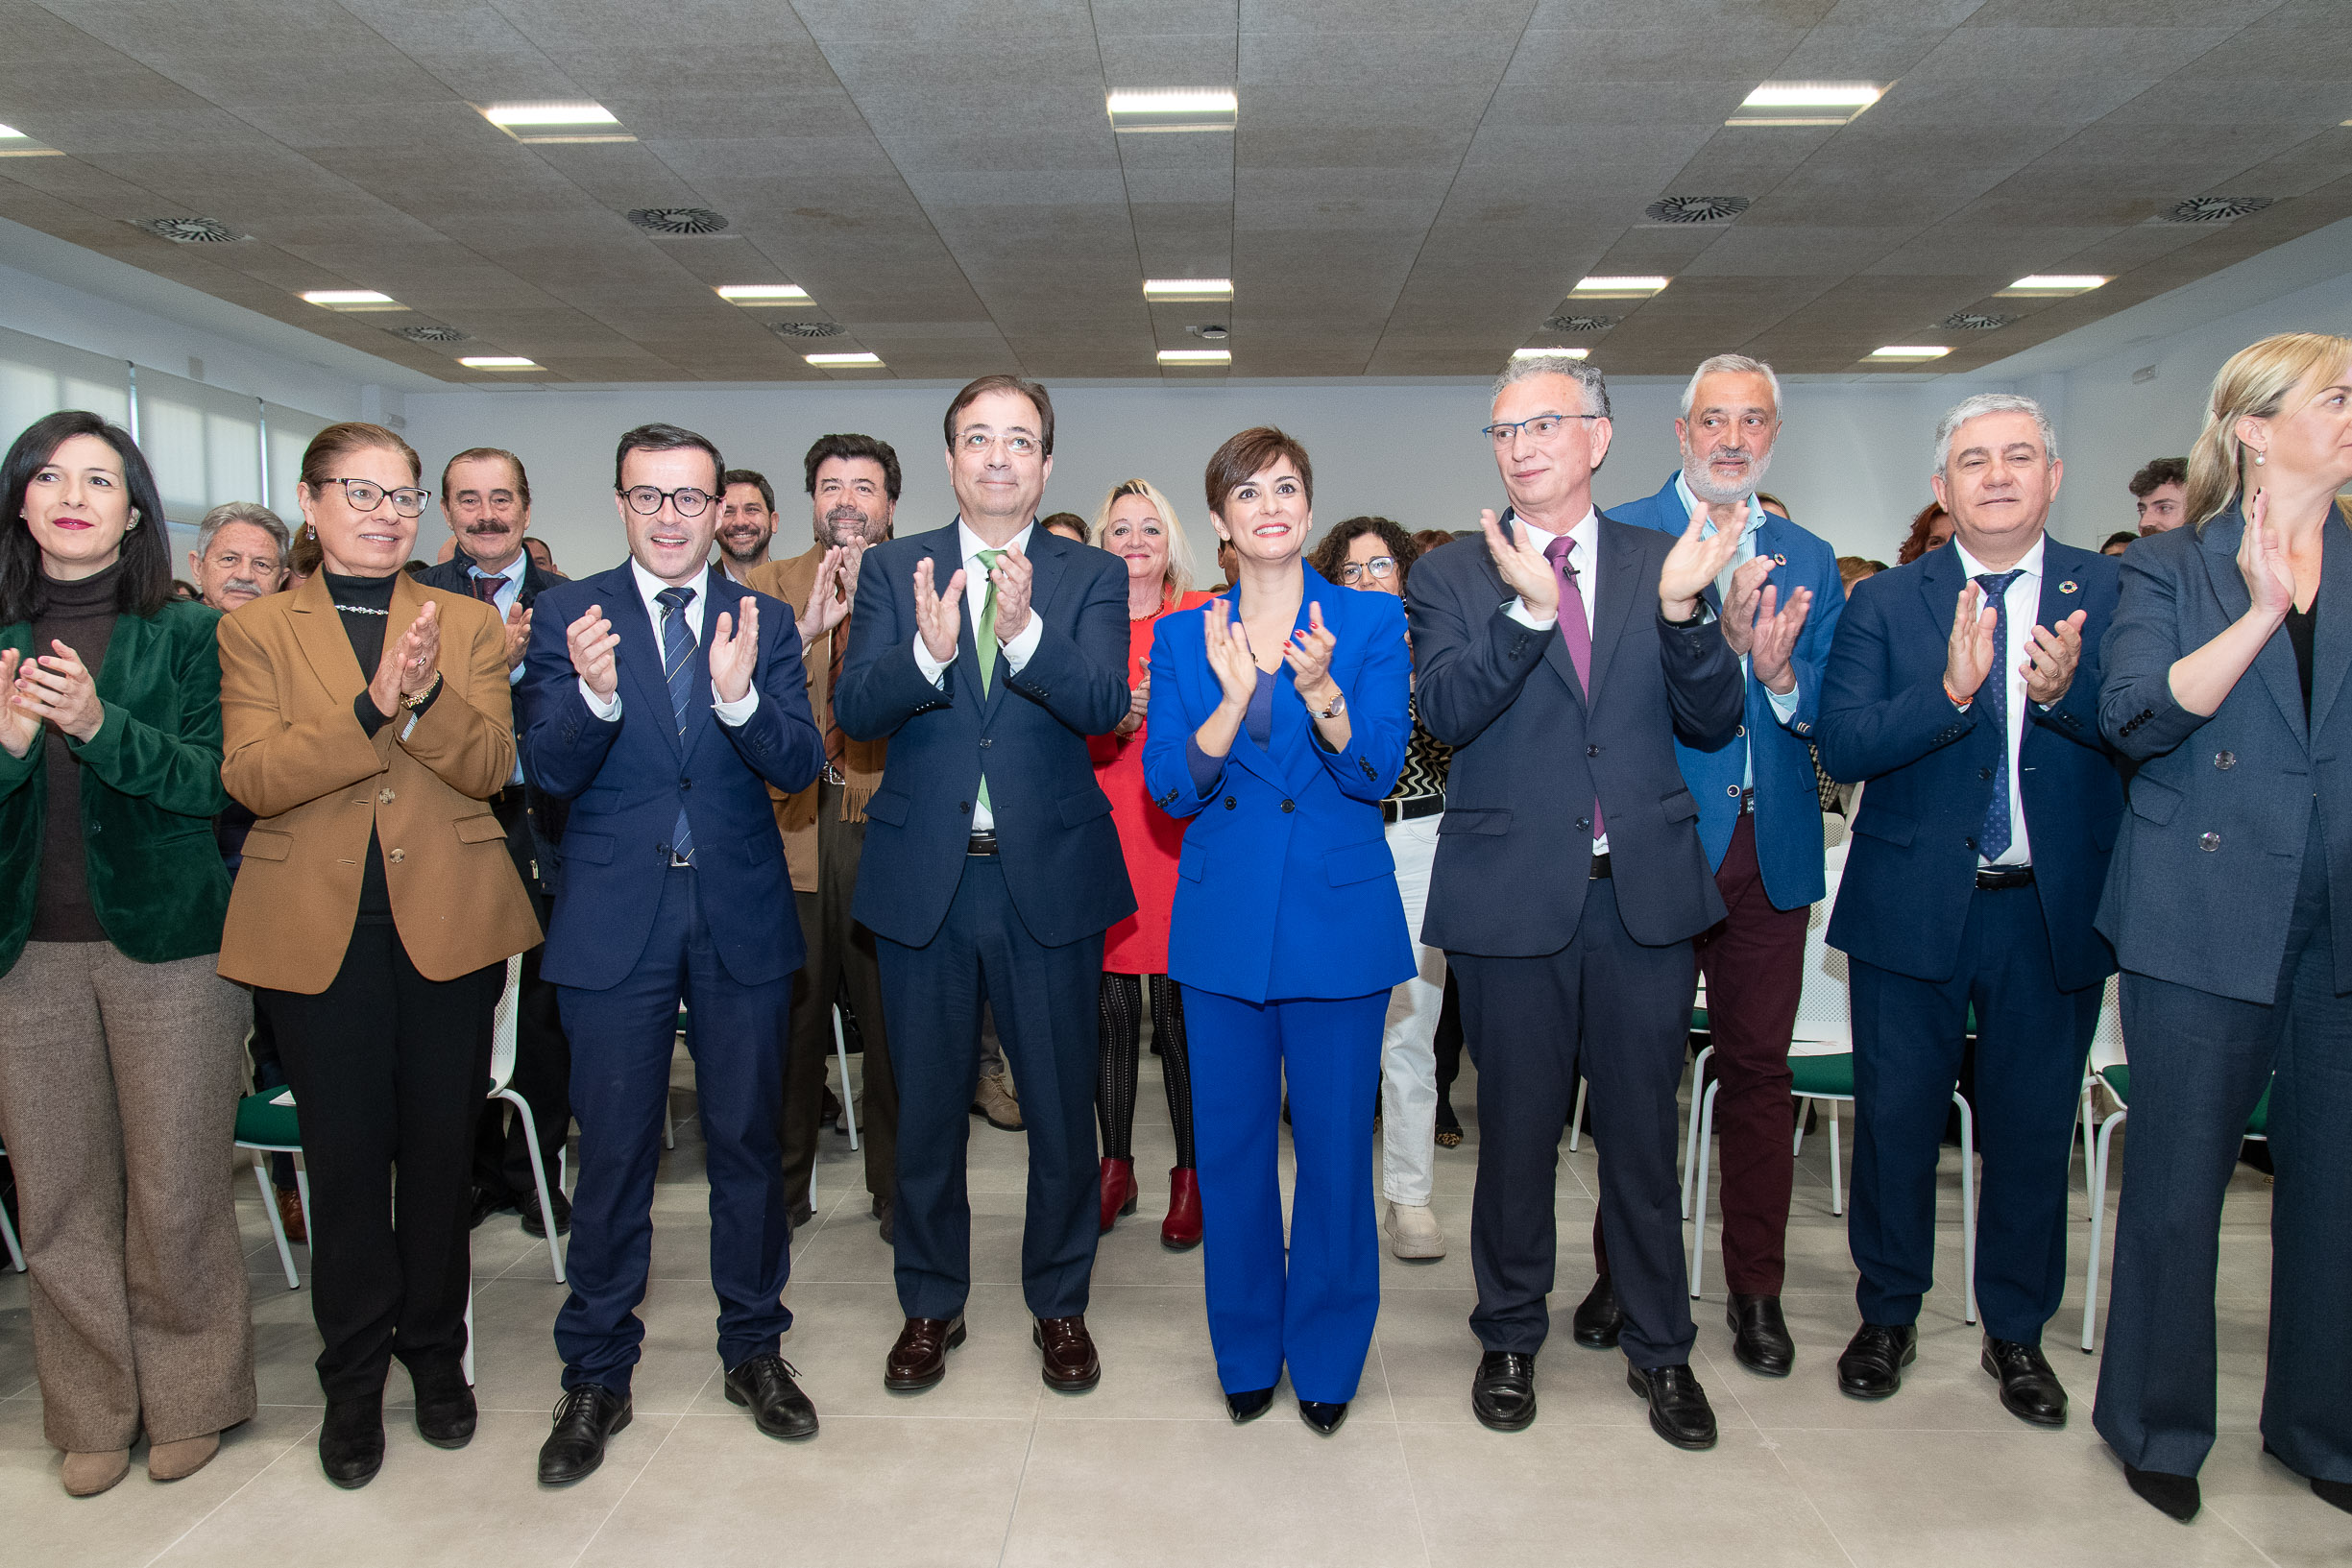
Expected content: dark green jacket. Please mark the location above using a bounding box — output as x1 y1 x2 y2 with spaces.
0 597 232 975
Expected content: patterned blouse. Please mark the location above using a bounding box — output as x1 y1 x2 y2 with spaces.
1390 693 1452 803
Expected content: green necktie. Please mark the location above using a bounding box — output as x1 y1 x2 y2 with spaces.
975 547 1003 813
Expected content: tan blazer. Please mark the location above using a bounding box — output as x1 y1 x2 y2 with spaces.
215 570 543 993
742 545 887 894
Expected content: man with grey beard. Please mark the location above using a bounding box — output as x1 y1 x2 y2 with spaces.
743 435 908 1239
1585 353 1846 1380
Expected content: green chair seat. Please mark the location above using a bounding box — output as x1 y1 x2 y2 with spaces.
234 1090 302 1149
2097 1063 2270 1137
2246 1084 2271 1137
1690 1007 1709 1033
1789 1053 1855 1098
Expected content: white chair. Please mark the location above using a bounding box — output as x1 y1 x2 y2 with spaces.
0 1137 25 1271
487 954 566 1283
666 1002 860 1165
232 1085 311 1291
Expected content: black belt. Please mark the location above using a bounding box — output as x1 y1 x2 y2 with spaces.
1739 787 1756 816
1588 852 1612 880
966 832 999 856
1381 792 1444 825
1976 864 2034 890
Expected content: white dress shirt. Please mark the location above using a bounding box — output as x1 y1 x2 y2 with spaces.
913 519 1044 832
1502 508 1609 853
467 555 529 783
1952 535 2043 868
580 560 761 728
1675 474 1803 788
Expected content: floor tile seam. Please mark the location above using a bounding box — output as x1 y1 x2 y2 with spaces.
1761 1426 1867 1568
993 1399 1044 1568
141 1410 321 1568
2209 1509 2286 1568
1369 1334 1440 1568
561 1403 689 1568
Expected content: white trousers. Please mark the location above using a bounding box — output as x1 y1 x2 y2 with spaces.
1381 816 1444 1205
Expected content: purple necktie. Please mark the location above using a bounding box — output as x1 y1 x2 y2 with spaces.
1543 534 1604 840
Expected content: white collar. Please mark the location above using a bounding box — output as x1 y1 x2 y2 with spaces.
1506 506 1597 558
1953 534 2046 584
955 518 1034 564
629 558 711 607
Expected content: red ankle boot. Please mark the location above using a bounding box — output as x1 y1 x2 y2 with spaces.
1099 1157 1138 1233
1160 1167 1203 1251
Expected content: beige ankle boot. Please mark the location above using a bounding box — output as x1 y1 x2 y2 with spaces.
61 1449 131 1497
148 1434 221 1482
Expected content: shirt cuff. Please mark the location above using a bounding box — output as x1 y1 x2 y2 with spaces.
999 612 1044 672
508 663 525 687
580 677 621 722
1505 597 1552 630
1764 680 1802 723
914 634 950 688
712 684 760 727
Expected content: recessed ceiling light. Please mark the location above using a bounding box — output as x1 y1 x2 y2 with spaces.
1998 275 2107 297
1867 346 1952 361
0 123 60 157
1571 277 1669 299
1512 347 1591 360
302 289 403 313
459 356 540 370
1145 278 1233 302
1108 90 1237 133
478 102 634 144
1729 82 1882 128
716 283 811 304
1158 349 1231 365
805 351 883 367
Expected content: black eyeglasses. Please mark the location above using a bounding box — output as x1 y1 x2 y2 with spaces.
1481 413 1602 446
619 485 715 517
317 477 431 517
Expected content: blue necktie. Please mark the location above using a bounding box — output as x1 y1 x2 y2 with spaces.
1974 570 2022 861
656 585 697 864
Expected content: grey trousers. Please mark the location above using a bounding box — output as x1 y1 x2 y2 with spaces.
0 942 255 1451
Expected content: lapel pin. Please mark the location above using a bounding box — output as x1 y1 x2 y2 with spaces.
1772 553 1786 566
2059 580 2078 594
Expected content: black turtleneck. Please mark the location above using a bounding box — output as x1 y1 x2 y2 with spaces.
323 568 408 921
31 560 125 942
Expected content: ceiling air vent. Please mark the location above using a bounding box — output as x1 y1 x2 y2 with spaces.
1542 314 1618 333
1943 311 2014 331
134 217 247 243
767 321 845 339
394 325 471 343
1643 195 1750 224
626 206 730 236
2162 196 2272 224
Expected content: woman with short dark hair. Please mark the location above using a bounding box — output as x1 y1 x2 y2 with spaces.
0 410 255 1497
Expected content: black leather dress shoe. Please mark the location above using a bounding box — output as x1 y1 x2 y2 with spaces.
1226 1387 1275 1424
520 1186 571 1240
1981 1337 2067 1427
725 1353 819 1439
2123 1461 2200 1522
1628 1363 1718 1451
874 1195 894 1245
468 1185 509 1232
1571 1275 1623 1350
2311 1477 2352 1514
1298 1400 1348 1435
409 1358 476 1449
1836 1322 1916 1400
1726 1292 1794 1378
1471 1351 1538 1432
320 1392 385 1488
538 1385 631 1485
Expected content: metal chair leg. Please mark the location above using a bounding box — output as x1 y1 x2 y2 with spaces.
1681 1047 1712 1219
252 1154 298 1290
461 1291 475 1387
1689 1079 1720 1298
501 1088 567 1283
1829 1101 1845 1218
1566 1077 1588 1154
835 1004 860 1151
2082 1106 2126 1352
1954 1092 1978 1326
0 1190 21 1273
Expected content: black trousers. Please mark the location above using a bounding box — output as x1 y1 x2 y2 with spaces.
1455 876 1697 1368
782 781 898 1213
262 923 501 1401
473 785 569 1200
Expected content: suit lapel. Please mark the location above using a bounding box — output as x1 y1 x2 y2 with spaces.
985 527 1066 718
2200 510 2307 743
287 569 365 700
1273 569 1330 793
1582 517 1640 709
604 563 682 760
2031 541 2082 649
683 571 740 758
1495 510 1588 709
2306 506 2352 739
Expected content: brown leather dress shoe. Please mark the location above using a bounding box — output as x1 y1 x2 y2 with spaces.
1033 1315 1101 1392
885 1316 965 1392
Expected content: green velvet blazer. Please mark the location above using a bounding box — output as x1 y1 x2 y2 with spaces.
0 596 232 976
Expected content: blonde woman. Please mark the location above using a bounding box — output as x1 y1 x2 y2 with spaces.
1087 478 1214 1245
2093 331 2352 1523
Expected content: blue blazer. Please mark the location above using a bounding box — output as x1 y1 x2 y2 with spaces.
2097 501 2352 1003
518 563 824 990
1613 472 1848 908
1817 538 2122 992
1142 567 1414 1003
834 521 1136 950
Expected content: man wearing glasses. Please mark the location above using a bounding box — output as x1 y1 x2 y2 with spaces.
1408 355 1744 1448
834 376 1134 1396
519 422 827 1482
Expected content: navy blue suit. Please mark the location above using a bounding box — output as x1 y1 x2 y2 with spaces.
1818 537 2122 1343
2091 503 2352 1485
834 520 1133 1323
1142 567 1412 1403
520 562 823 1391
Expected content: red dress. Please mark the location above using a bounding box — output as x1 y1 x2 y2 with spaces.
1094 589 1215 975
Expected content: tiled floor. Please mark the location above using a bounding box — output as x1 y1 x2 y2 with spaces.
0 1048 2331 1567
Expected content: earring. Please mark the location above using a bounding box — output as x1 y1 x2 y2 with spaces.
2255 452 2266 466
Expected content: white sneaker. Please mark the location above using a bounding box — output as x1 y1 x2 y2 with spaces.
1385 1200 1446 1260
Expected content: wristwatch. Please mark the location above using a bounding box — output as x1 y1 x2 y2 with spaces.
1315 689 1346 720
400 671 444 711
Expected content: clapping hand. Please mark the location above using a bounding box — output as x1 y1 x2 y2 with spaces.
1284 600 1341 711
1203 598 1260 712
1116 651 1150 736
1659 503 1742 620
913 556 967 665
1719 556 1774 658
369 600 441 718
1748 581 1813 696
2023 610 2088 706
501 600 532 670
8 639 104 744
1944 582 1999 703
567 604 620 701
0 648 35 758
2238 488 2293 619
988 546 1034 643
1479 508 1558 618
800 543 862 639
710 597 760 705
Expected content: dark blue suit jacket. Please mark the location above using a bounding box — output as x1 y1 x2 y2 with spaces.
1407 510 1745 955
1141 567 1415 1003
834 521 1135 950
2097 501 2352 1003
1613 472 1847 908
1818 537 2122 992
519 562 823 990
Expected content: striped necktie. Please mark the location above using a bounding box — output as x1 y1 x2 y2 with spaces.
655 585 697 863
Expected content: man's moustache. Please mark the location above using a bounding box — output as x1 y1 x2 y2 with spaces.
224 579 260 595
